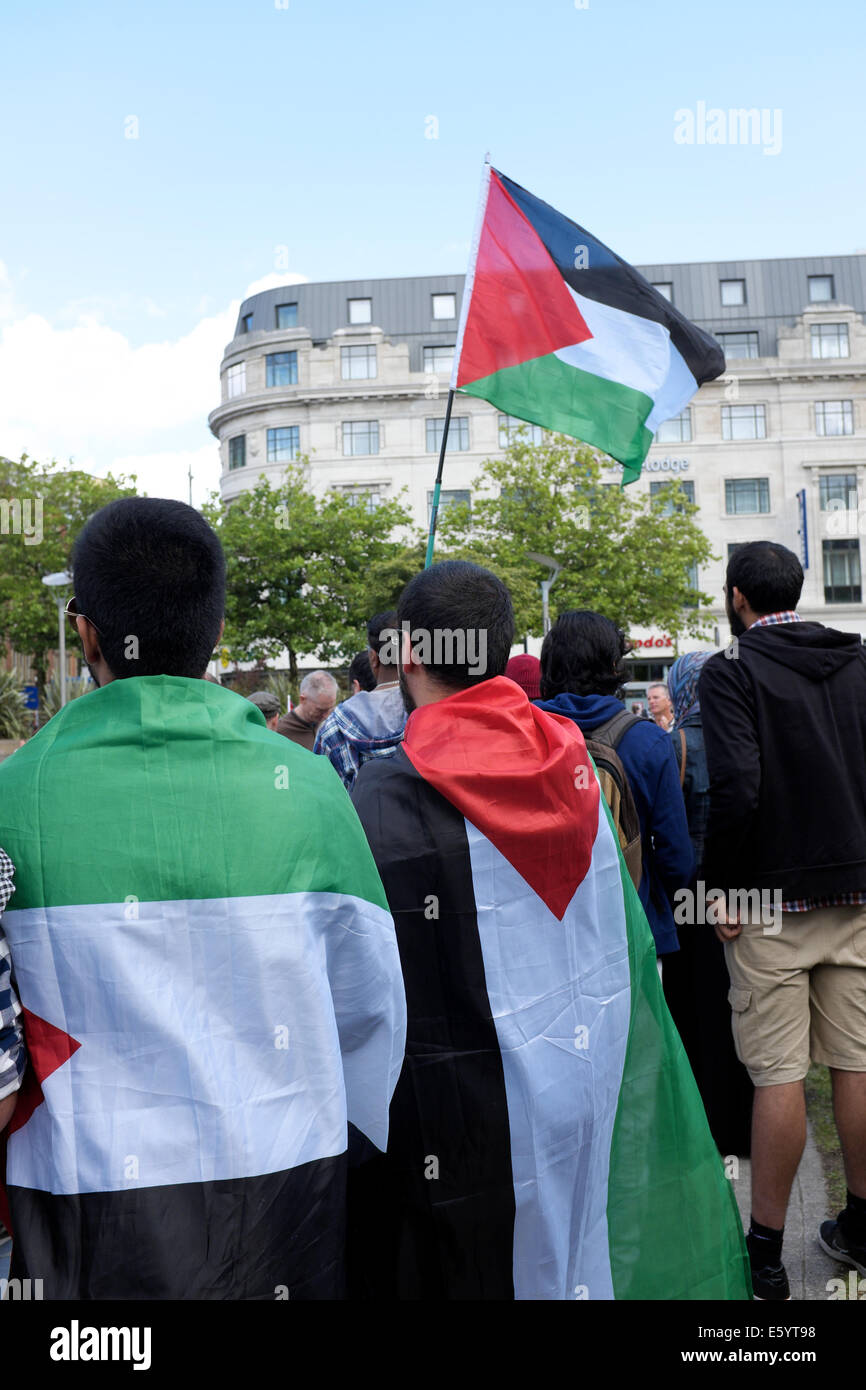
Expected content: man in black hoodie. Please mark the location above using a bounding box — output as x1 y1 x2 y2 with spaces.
701 540 866 1300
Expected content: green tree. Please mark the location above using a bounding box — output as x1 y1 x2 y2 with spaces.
0 455 138 689
204 464 415 681
436 433 715 641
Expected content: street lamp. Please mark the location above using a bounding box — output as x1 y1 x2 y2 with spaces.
42 570 72 710
527 551 562 636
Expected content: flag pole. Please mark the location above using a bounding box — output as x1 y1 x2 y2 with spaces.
424 388 455 568
423 155 492 570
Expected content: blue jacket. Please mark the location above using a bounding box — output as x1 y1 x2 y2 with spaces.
535 692 693 955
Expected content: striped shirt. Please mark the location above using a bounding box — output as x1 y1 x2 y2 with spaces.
750 611 866 914
0 846 25 1101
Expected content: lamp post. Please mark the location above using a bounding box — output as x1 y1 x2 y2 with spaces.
42 570 72 709
527 551 562 637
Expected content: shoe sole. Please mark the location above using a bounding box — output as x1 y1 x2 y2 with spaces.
818 1233 866 1278
753 1293 792 1301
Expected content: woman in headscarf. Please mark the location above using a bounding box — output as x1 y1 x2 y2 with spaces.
662 651 754 1157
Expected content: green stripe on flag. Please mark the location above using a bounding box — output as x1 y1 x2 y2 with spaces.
459 352 653 481
591 789 751 1299
0 676 389 913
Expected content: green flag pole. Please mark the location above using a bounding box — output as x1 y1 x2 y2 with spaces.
424 387 455 568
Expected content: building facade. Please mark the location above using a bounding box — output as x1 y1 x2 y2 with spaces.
209 258 866 684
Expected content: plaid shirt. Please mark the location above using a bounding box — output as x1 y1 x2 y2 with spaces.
0 846 25 1101
750 611 866 913
314 687 406 792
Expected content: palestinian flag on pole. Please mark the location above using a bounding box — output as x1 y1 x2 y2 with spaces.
351 677 750 1300
0 676 405 1300
453 166 725 482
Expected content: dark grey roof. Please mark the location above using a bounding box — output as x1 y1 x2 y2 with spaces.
233 257 866 365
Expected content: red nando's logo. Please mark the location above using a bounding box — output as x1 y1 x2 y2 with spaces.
629 634 674 651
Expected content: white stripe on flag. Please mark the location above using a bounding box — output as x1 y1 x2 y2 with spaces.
5 891 405 1194
556 286 698 432
465 807 631 1301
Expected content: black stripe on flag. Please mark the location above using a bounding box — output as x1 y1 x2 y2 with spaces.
350 750 516 1300
497 170 725 385
8 1153 347 1300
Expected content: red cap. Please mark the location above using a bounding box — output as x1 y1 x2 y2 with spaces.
504 655 541 701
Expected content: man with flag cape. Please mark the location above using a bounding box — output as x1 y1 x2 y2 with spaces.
0 497 406 1299
349 560 750 1300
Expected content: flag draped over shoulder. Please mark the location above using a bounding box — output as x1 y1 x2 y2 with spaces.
0 676 406 1300
351 677 750 1300
452 167 725 482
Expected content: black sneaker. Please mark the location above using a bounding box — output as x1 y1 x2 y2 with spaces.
818 1218 866 1277
751 1261 791 1301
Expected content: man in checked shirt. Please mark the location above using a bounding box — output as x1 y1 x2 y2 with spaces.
0 847 24 1137
701 541 866 1301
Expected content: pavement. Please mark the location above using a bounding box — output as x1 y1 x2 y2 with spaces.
730 1117 854 1300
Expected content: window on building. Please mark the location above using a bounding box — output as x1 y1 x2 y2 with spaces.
341 344 377 380
727 542 744 562
275 302 298 329
240 313 254 334
348 298 372 325
651 282 673 302
267 426 300 462
815 400 854 436
498 414 544 448
721 404 766 440
819 473 858 512
266 351 298 388
423 345 455 374
808 275 834 303
650 480 696 515
823 538 861 603
342 420 379 456
811 323 849 359
226 362 246 398
340 485 384 512
717 331 760 360
654 408 692 443
432 293 456 320
228 435 246 470
684 560 700 606
426 416 469 452
725 477 770 514
720 279 746 306
427 489 470 525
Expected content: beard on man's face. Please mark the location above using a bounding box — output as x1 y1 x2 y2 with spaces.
398 664 416 715
725 594 748 639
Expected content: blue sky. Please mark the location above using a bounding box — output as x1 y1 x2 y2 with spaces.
1 0 864 500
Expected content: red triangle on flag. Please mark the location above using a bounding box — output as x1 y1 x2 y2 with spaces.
8 1007 81 1135
456 171 593 389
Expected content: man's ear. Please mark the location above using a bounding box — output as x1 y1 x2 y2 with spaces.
368 647 381 678
731 586 747 613
78 617 103 670
400 626 418 674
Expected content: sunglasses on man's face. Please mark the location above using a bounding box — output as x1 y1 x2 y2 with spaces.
64 596 103 636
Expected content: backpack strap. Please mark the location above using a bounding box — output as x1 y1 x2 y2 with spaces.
592 708 640 752
678 728 687 788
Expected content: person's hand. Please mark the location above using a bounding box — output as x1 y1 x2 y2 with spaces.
713 900 742 944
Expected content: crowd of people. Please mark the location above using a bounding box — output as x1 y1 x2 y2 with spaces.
0 496 864 1302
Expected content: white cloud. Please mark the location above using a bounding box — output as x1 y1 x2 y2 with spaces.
0 268 310 506
243 271 310 298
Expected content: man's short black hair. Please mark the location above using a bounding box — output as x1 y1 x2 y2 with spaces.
397 560 514 689
367 610 398 665
540 610 627 699
348 650 376 691
725 541 803 616
72 497 226 679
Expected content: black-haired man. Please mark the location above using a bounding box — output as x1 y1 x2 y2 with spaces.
349 560 749 1301
314 610 406 792
701 540 866 1299
0 497 405 1299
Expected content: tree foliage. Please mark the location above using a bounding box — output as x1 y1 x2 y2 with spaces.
0 454 138 686
204 464 416 680
436 433 716 639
